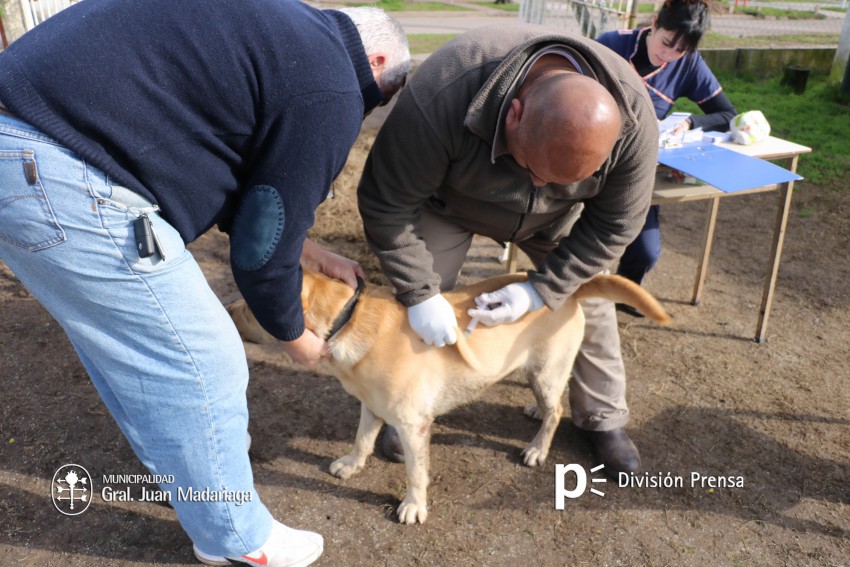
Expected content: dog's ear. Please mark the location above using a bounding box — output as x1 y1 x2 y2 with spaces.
226 299 277 345
301 270 326 336
301 269 317 312
300 268 338 318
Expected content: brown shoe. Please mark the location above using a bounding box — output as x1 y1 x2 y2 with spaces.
584 428 641 477
380 425 405 463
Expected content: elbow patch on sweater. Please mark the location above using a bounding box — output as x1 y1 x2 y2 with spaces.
231 185 285 272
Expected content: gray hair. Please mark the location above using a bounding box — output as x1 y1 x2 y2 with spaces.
339 7 410 94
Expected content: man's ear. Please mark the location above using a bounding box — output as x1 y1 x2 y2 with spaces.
505 98 524 131
368 53 386 70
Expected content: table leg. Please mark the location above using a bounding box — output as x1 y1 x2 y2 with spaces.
755 156 799 343
692 197 720 306
504 243 518 274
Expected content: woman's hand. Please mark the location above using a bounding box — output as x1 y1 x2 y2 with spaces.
672 117 692 137
301 238 366 289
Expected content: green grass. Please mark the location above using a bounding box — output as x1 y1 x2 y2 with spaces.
672 72 850 187
408 31 840 55
638 1 830 17
472 0 521 11
748 0 839 3
408 33 459 54
739 6 826 18
699 31 840 48
351 0 471 10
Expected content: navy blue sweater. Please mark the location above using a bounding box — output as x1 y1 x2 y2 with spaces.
0 0 383 340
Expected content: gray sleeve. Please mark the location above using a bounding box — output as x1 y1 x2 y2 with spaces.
357 86 459 307
529 104 659 309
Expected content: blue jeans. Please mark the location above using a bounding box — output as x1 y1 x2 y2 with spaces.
0 114 272 556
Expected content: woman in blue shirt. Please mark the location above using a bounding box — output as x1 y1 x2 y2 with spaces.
597 0 737 314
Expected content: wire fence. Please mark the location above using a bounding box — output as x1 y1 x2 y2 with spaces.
518 0 847 45
19 0 78 31
9 0 849 50
519 0 633 37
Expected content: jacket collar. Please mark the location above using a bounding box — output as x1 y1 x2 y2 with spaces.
325 10 385 114
463 32 637 164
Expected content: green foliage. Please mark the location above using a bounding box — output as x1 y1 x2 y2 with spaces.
672 72 850 187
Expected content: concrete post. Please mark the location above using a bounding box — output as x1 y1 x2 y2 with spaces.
829 12 850 95
627 0 638 28
1 0 30 46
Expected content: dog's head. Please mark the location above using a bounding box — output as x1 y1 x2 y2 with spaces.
301 269 390 367
300 269 356 339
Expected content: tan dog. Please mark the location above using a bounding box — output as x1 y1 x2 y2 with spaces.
227 270 670 525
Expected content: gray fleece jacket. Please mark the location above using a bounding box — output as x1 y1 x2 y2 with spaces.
358 24 658 310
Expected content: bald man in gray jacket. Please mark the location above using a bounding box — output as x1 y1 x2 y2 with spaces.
358 24 658 475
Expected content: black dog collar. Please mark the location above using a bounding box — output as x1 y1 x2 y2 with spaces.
325 276 365 341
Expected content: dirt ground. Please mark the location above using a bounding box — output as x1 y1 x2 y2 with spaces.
1 122 848 566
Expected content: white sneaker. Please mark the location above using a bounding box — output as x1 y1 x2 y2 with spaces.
193 520 323 567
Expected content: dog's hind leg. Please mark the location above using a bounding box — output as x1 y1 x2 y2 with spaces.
395 418 432 525
329 403 383 480
521 349 576 467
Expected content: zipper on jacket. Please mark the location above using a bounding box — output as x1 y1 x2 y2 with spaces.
508 183 537 243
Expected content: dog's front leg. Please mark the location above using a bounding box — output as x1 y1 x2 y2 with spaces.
329 403 383 480
395 420 432 525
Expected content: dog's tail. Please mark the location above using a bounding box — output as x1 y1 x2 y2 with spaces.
453 330 484 371
573 275 671 324
227 299 278 345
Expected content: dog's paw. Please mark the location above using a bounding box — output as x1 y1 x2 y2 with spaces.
329 455 363 480
397 499 428 525
521 445 547 467
523 403 543 420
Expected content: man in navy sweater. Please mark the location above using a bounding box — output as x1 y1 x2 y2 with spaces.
0 0 409 565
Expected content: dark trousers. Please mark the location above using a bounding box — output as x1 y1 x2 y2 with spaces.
617 205 661 285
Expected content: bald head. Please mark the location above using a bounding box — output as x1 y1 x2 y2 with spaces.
507 73 621 185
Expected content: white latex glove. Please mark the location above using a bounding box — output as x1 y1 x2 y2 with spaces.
468 281 544 327
407 293 458 347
